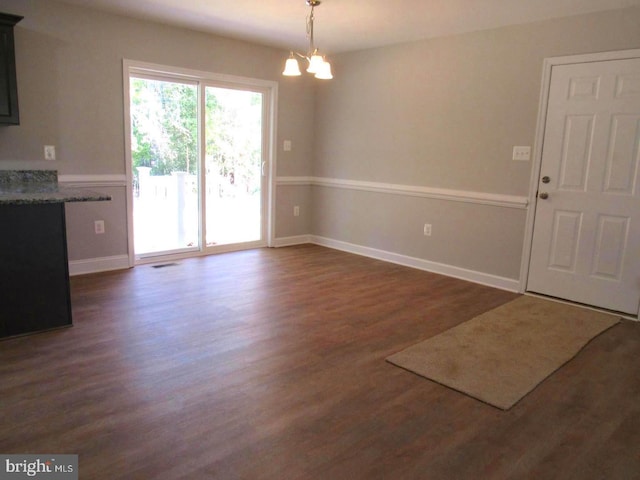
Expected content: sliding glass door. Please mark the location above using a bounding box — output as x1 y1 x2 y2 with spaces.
125 62 273 263
130 76 200 257
204 86 263 247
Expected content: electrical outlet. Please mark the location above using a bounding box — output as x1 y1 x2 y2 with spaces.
424 224 432 236
44 145 56 161
293 205 300 217
94 220 105 234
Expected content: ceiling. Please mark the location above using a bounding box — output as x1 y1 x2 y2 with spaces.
58 0 640 54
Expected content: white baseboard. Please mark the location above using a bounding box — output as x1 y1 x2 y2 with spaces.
273 235 313 247
309 235 521 292
68 238 521 292
69 255 131 276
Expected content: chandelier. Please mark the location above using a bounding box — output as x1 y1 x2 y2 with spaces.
282 0 333 80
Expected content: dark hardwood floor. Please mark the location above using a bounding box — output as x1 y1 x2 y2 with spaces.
1 245 639 479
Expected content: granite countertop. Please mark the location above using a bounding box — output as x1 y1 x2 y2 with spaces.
0 170 112 205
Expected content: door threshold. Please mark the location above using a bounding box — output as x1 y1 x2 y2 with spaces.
524 292 638 321
135 243 269 267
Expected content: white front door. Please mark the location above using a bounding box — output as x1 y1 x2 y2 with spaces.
527 57 640 315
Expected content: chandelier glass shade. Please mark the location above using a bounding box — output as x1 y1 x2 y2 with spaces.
283 0 333 80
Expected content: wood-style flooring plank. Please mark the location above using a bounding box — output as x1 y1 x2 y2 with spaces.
0 245 638 479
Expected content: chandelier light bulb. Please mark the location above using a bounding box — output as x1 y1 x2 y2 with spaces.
283 53 302 76
314 59 333 79
307 53 324 74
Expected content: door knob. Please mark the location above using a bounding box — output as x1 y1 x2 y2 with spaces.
539 192 549 199
542 176 550 184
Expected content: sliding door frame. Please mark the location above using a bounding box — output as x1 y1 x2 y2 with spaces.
122 59 278 266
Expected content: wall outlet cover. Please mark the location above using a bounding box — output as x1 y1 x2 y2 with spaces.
44 145 56 161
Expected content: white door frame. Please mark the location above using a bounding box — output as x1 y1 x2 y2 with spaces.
122 59 279 266
520 48 640 316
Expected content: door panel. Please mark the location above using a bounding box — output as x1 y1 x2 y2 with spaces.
548 210 582 271
204 86 265 249
591 215 628 279
604 115 640 194
558 115 593 191
130 76 200 258
528 58 640 315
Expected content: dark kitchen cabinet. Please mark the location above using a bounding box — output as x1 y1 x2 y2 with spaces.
0 12 22 126
0 203 73 338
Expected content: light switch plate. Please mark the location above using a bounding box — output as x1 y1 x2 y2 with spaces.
512 146 531 161
283 140 292 152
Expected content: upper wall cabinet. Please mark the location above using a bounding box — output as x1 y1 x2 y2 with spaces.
0 13 22 126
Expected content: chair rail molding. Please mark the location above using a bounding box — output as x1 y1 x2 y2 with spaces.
58 174 127 187
277 176 528 209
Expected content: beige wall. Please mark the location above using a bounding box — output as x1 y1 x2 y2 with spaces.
64 186 128 259
2 0 639 284
0 0 315 261
313 7 640 282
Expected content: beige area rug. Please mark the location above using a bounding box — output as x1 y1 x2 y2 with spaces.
386 296 620 410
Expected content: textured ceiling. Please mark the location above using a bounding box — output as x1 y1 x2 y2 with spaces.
58 0 640 54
